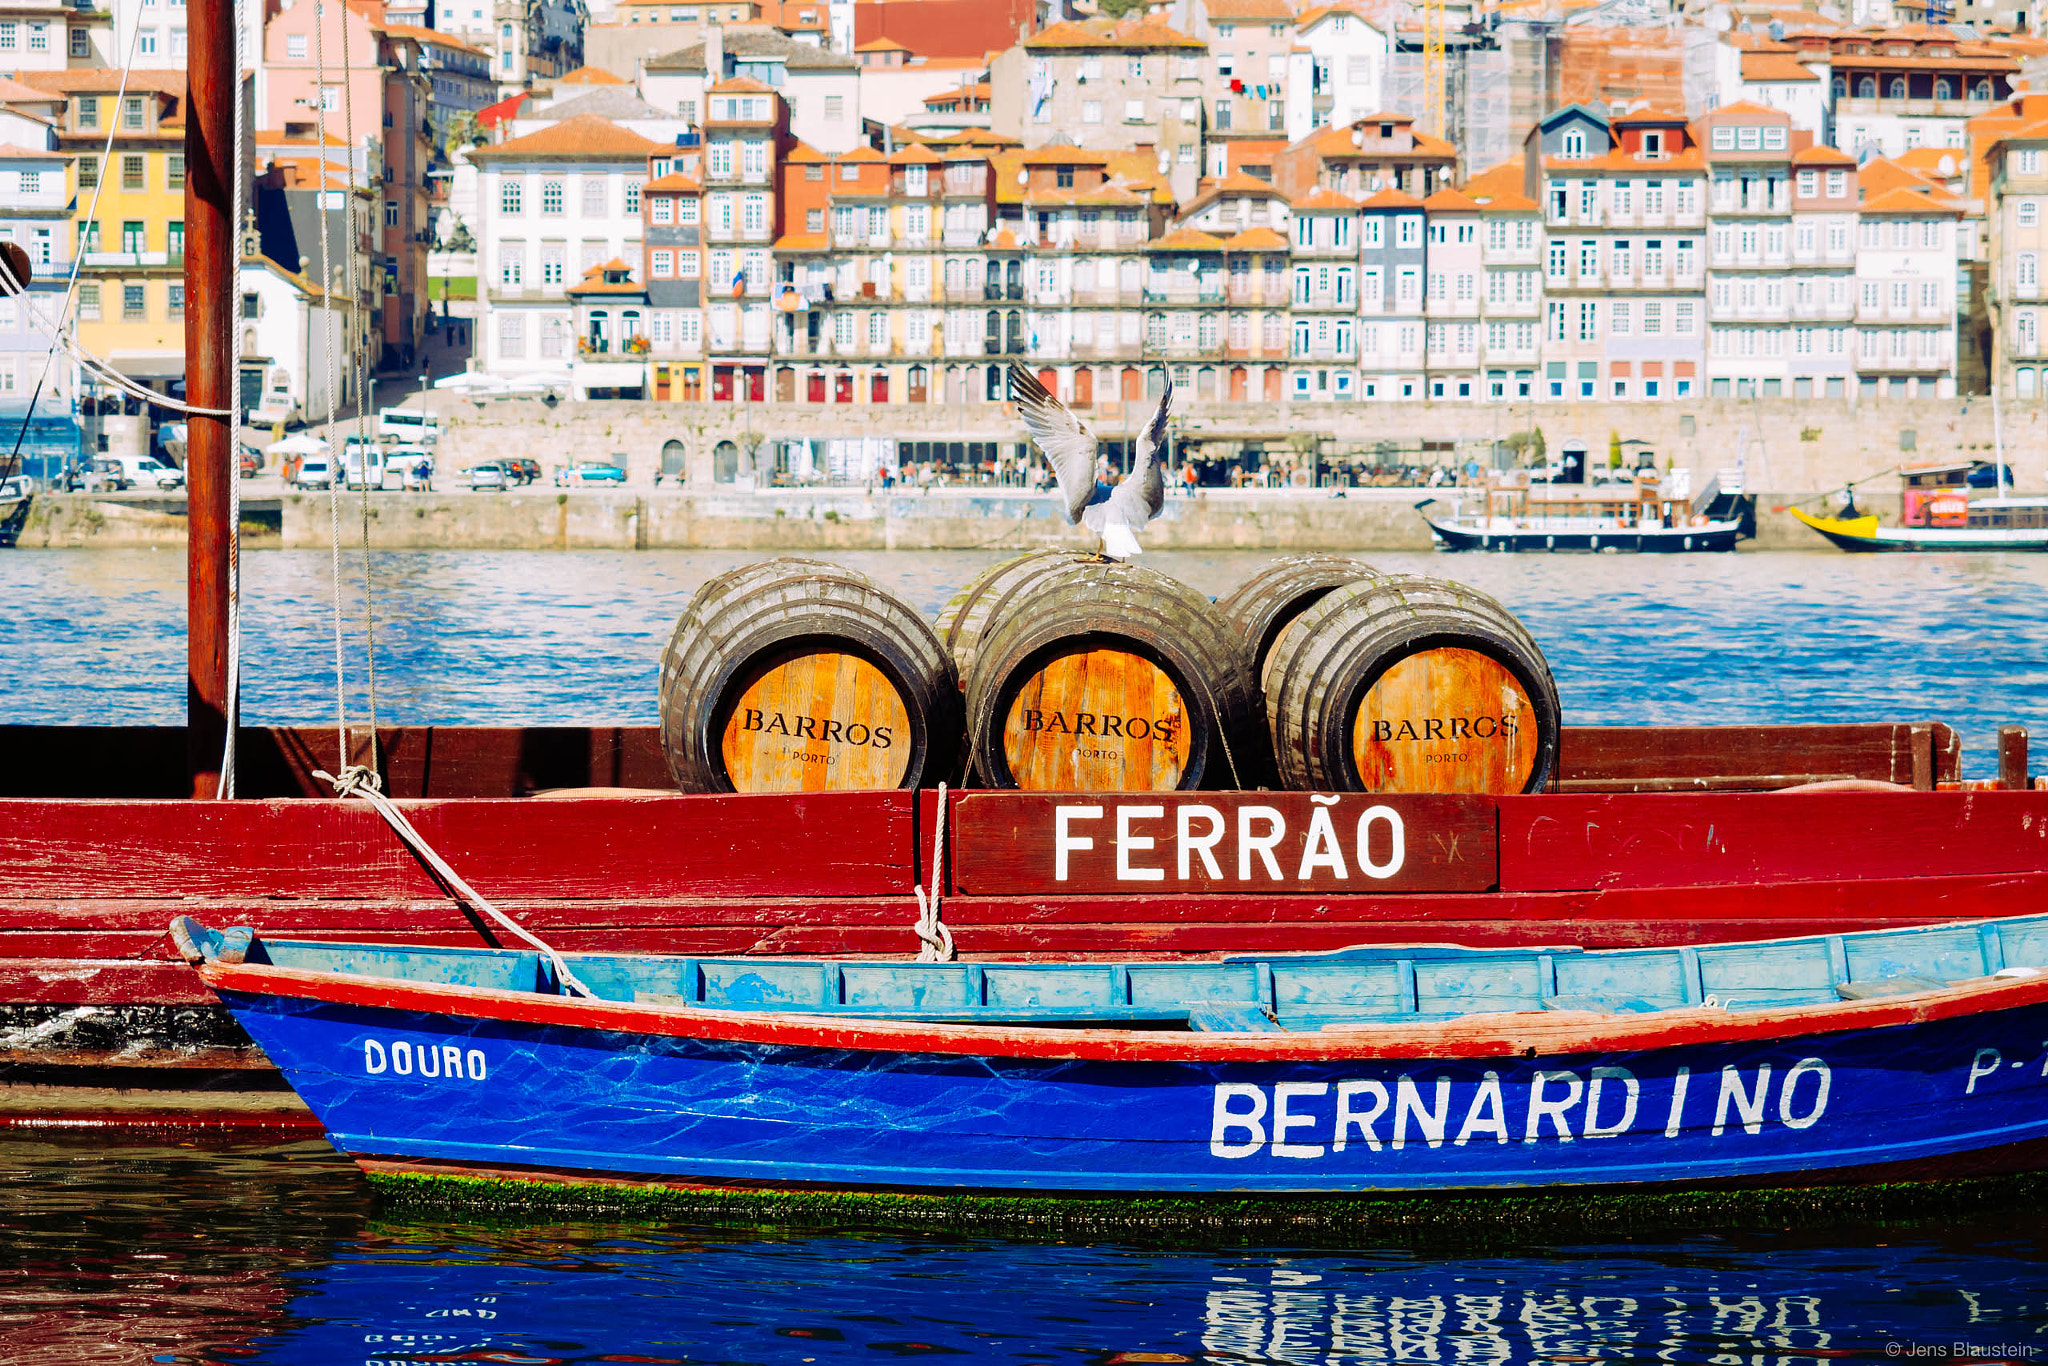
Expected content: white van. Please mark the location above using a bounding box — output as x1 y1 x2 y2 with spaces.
341 436 386 490
116 454 185 490
292 455 333 490
378 407 439 446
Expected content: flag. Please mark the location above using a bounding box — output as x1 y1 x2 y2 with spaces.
729 269 747 298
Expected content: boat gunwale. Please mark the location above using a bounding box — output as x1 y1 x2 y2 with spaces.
194 951 2048 1065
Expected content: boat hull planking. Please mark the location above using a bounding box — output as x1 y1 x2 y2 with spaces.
206 968 2048 1196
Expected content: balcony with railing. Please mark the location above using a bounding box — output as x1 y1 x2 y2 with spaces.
1143 284 1225 304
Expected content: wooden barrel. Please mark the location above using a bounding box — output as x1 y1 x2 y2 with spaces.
1264 574 1560 795
962 559 1257 791
659 557 962 793
1216 555 1384 789
932 549 1091 686
1217 554 1385 679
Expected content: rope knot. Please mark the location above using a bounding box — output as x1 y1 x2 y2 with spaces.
315 764 384 800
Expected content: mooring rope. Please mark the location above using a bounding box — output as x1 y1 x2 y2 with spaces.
912 783 954 962
315 765 594 997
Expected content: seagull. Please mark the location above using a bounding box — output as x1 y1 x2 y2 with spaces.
1009 363 1174 561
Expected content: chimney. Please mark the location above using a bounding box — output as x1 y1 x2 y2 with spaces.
706 23 724 79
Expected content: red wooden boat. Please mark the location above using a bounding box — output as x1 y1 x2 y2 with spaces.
3 0 2043 1131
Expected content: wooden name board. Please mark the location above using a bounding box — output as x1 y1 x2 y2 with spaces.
949 793 1497 895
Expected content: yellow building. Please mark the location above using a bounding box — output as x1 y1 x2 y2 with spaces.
24 69 190 393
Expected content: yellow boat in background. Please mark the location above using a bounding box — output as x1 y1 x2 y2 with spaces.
1791 503 2048 551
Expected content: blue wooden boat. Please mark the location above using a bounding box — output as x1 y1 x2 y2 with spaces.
171 914 2048 1198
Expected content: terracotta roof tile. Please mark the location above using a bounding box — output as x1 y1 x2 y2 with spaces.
708 75 776 94
1150 226 1224 250
1203 0 1294 18
1290 187 1359 210
1792 144 1857 165
1422 186 1480 211
1741 52 1821 81
1221 225 1289 250
1860 186 1962 214
466 114 671 160
645 171 701 191
557 65 628 84
1026 16 1206 50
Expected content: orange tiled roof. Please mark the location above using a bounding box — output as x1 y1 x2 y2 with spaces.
1203 0 1294 18
708 75 776 94
1026 16 1206 50
1422 186 1480 211
886 143 944 164
1290 186 1359 210
1611 105 1690 123
1461 160 1537 210
1861 186 1962 215
1793 144 1858 165
467 114 669 160
774 232 828 250
1741 52 1821 81
1221 225 1289 250
1150 226 1224 250
645 171 702 191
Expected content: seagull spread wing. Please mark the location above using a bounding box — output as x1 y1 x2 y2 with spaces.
1009 364 1098 525
1089 376 1174 559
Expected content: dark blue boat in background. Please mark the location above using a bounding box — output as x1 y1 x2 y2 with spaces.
174 912 2048 1200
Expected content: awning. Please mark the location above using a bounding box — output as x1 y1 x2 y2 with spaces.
106 352 186 381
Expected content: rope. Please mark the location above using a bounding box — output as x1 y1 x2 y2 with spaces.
220 0 249 797
912 783 954 962
315 766 594 998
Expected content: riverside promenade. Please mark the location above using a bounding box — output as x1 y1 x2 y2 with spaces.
11 391 2040 551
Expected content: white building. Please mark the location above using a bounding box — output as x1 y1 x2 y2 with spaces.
1710 42 1827 141
1286 5 1388 145
1421 187 1482 401
467 114 668 379
1788 144 1858 400
238 250 362 425
641 26 861 154
1854 186 1960 398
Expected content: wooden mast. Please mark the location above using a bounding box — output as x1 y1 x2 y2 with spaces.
183 0 233 797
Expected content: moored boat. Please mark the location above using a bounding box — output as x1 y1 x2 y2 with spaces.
1791 503 2048 552
174 910 2048 1198
1792 459 2048 552
1417 468 1749 554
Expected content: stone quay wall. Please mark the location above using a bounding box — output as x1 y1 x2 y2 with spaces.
11 396 2039 550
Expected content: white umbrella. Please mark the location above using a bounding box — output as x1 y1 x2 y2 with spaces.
266 432 328 455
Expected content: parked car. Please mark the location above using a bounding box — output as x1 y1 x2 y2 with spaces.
467 463 509 491
292 455 334 490
68 459 130 491
116 455 185 490
503 457 541 485
555 457 627 486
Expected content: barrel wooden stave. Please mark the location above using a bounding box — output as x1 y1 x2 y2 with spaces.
1265 574 1560 795
659 557 962 794
1217 554 1385 678
1217 554 1384 788
963 559 1257 792
932 549 1092 687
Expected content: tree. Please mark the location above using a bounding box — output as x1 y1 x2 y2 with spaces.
443 216 476 253
1608 428 1624 469
1502 428 1546 466
442 111 489 163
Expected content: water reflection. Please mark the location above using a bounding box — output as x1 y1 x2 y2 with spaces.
4 1136 2041 1365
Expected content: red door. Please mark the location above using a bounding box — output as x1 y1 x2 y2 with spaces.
807 371 826 403
1121 367 1141 400
1037 367 1057 396
1073 367 1093 406
1229 367 1247 401
1263 368 1283 401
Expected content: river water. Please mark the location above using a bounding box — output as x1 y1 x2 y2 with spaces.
6 546 2048 1355
3 547 2046 775
5 1133 2045 1365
